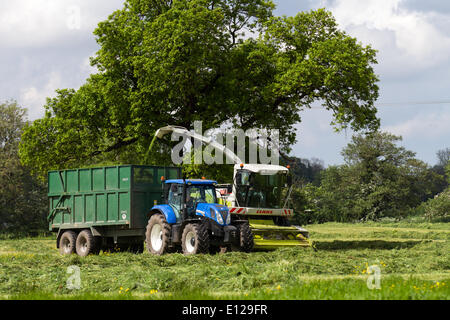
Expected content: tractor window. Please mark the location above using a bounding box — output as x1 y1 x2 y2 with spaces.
168 184 183 220
204 188 215 203
187 187 201 203
187 185 217 207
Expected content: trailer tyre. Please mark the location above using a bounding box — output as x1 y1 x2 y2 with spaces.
59 230 77 255
76 230 98 257
146 214 171 255
181 223 209 255
238 222 254 253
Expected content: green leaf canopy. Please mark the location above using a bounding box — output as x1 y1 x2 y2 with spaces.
20 0 379 175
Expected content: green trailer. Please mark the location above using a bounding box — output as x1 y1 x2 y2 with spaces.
48 165 181 255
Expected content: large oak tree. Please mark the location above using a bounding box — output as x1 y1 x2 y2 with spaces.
20 0 380 175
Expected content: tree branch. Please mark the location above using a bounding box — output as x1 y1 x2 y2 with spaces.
90 137 139 157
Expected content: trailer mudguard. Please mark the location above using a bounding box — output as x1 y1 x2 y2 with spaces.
150 205 178 224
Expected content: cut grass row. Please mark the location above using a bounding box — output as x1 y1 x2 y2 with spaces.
0 222 449 300
4 276 449 300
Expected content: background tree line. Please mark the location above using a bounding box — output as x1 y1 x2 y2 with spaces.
0 101 47 235
0 100 448 235
288 135 449 225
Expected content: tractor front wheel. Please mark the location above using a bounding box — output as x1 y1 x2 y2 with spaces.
232 222 254 253
146 214 171 255
181 223 209 255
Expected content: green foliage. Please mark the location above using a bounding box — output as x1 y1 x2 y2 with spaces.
288 157 324 186
446 161 450 184
294 132 441 223
20 1 380 176
423 189 450 221
0 101 47 234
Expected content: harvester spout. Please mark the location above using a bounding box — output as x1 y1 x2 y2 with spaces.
152 125 244 165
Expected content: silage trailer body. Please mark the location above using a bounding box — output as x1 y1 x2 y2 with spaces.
48 165 181 248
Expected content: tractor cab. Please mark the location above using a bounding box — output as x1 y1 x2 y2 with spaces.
162 179 231 226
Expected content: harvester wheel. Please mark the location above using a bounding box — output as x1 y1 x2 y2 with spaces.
75 229 99 257
59 230 77 255
146 214 171 255
238 222 254 253
181 223 209 255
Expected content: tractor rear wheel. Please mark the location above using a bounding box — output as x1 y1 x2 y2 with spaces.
181 223 209 255
76 229 99 257
146 214 171 255
59 230 77 255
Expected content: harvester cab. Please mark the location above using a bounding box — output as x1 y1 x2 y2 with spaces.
146 179 254 255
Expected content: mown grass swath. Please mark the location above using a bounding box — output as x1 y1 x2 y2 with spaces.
0 221 448 300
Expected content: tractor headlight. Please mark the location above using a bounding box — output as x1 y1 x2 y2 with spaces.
216 211 224 225
210 208 224 225
225 212 231 225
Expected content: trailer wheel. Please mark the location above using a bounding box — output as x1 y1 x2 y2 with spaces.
146 214 171 255
238 222 254 253
59 230 77 255
76 229 98 257
181 223 209 255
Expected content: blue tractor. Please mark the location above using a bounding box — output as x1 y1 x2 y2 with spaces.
145 178 254 255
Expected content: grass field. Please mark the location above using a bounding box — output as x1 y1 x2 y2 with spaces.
0 221 449 300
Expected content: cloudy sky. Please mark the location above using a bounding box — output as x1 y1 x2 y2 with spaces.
1 0 449 166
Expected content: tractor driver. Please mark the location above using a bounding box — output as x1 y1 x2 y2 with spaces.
186 186 202 216
186 193 194 216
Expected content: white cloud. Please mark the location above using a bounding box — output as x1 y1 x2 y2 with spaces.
323 0 450 77
0 1 124 119
0 0 123 47
383 111 450 139
21 71 62 119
